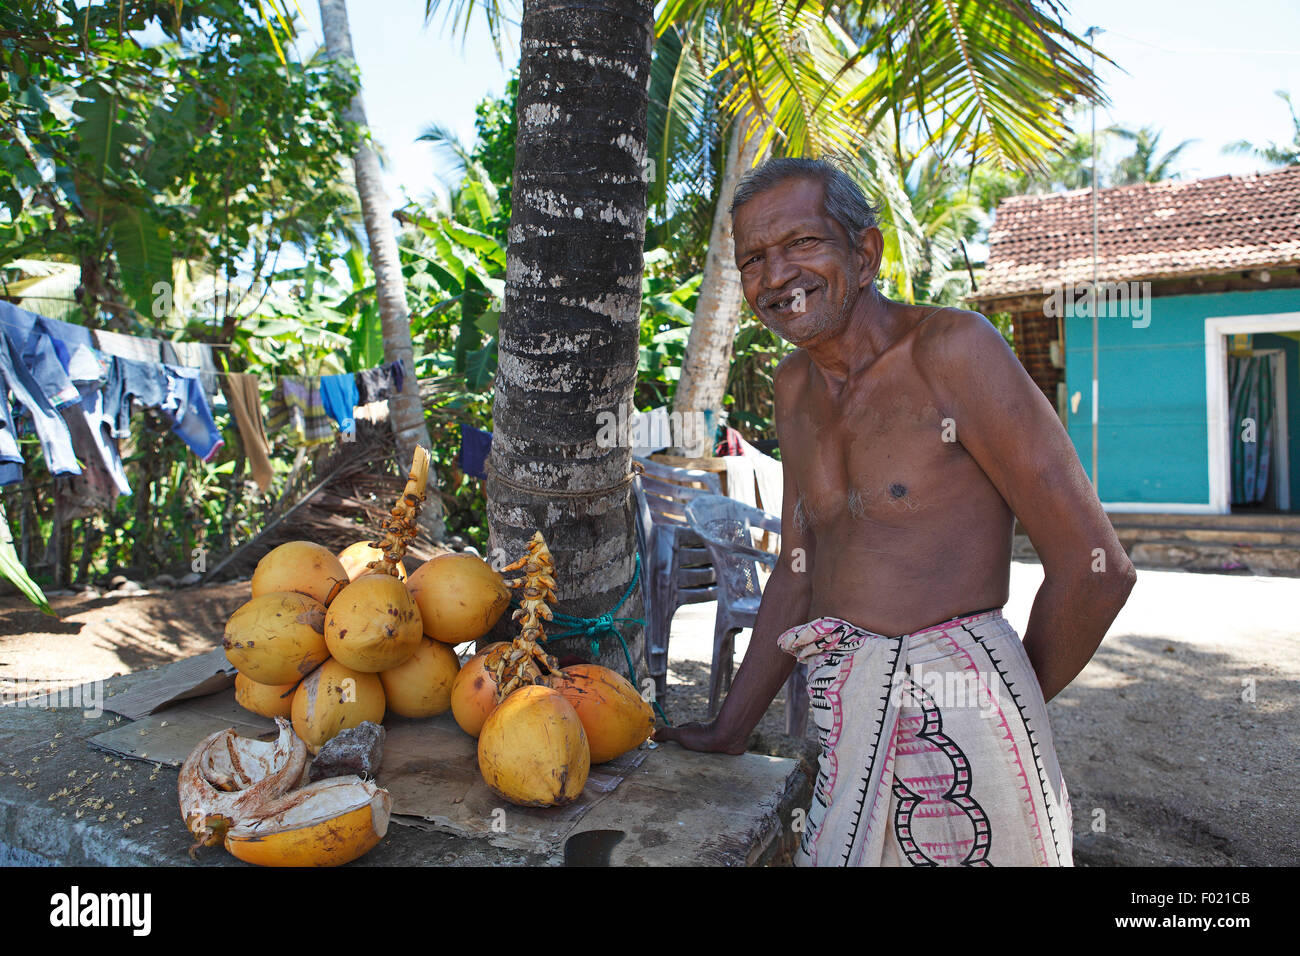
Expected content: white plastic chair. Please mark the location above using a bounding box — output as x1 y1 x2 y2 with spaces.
685 493 809 736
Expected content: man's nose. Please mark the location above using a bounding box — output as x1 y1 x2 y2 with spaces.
760 249 799 291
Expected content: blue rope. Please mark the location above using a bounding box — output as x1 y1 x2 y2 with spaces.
509 552 670 725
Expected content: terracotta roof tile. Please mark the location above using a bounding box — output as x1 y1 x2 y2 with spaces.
971 165 1300 299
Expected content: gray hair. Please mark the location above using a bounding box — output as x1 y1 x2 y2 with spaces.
729 157 879 240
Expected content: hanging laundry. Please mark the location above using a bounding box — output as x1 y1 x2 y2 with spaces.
103 356 169 438
715 425 744 458
268 375 333 447
66 382 130 496
320 371 359 437
355 359 404 405
0 375 23 485
57 412 122 515
21 331 82 408
740 436 783 520
161 366 224 462
0 301 36 346
459 424 492 479
32 313 97 352
222 373 274 492
161 339 220 401
0 327 82 479
10 310 126 495
93 327 162 363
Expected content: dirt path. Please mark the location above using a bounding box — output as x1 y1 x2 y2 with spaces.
0 582 243 699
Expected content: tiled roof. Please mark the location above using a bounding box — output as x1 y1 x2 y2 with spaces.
972 164 1300 299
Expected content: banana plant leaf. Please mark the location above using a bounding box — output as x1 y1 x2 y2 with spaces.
0 504 54 616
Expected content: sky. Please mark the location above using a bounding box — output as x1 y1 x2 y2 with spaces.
283 0 1300 204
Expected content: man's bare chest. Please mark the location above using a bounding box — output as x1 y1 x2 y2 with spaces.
783 377 970 534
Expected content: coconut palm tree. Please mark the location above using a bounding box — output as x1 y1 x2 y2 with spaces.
318 0 445 539
659 0 1106 454
427 0 653 673
1224 90 1300 168
1112 125 1195 185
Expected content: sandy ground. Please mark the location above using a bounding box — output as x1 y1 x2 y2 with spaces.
2 562 1297 865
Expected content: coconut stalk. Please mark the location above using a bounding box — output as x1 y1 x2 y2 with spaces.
490 531 562 699
366 446 430 577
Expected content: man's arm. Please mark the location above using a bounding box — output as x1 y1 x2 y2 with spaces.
919 311 1136 702
654 355 815 753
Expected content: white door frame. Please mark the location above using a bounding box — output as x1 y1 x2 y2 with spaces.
1205 313 1300 513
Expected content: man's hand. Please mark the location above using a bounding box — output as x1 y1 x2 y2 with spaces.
653 720 747 755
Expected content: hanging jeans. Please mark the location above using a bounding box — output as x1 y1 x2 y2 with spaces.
0 327 82 478
163 366 225 462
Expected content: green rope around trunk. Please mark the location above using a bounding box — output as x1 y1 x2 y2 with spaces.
507 552 669 725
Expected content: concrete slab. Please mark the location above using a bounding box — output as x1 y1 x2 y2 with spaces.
0 662 808 867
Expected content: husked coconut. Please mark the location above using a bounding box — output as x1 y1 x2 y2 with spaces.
225 776 391 867
177 718 390 866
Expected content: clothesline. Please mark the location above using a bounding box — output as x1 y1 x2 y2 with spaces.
0 300 407 501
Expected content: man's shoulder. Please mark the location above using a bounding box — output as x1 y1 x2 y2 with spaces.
912 306 1010 375
773 348 812 390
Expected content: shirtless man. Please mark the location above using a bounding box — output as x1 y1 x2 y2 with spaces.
654 158 1136 867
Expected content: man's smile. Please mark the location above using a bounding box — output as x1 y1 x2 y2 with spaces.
762 284 821 315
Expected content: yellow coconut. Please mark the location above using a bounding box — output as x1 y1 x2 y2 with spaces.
324 573 423 673
407 553 510 645
225 776 390 868
477 685 589 807
379 637 460 718
547 664 655 764
450 642 507 737
234 673 298 720
251 541 349 607
291 658 386 754
337 541 407 582
223 592 330 685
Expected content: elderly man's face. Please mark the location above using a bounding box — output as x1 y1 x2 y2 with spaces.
733 177 875 346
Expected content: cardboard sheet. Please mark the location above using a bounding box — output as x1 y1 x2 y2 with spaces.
379 715 646 851
100 649 237 720
89 684 646 854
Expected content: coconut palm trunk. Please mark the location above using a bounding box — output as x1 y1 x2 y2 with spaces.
486 0 653 678
670 110 765 455
318 0 444 538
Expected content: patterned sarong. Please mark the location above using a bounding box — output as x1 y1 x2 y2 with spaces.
778 610 1072 867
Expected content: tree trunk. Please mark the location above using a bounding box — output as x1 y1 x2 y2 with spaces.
487 0 653 680
670 110 766 455
318 0 445 540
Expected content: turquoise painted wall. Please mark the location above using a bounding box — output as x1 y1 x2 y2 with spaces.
1064 288 1300 505
1252 332 1300 506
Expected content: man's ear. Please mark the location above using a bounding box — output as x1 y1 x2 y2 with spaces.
856 226 884 289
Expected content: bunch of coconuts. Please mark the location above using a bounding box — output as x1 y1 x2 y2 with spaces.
222 449 512 755
449 533 656 809
222 450 655 813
